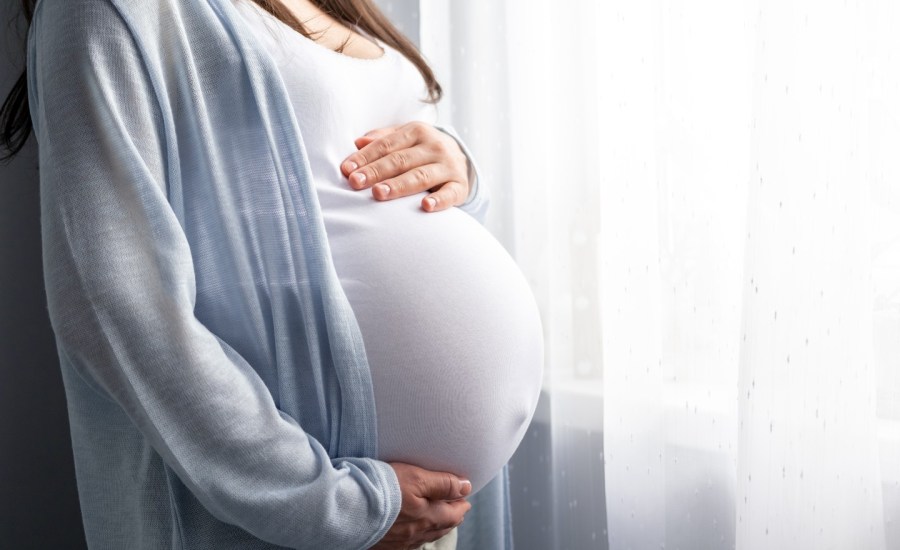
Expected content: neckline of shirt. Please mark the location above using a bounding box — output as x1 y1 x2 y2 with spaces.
241 0 391 63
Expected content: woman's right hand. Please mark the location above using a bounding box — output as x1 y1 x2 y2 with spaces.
370 462 473 550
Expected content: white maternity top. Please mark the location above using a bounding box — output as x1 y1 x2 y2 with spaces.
234 0 543 494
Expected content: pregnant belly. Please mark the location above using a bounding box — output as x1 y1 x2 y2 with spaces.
323 192 544 495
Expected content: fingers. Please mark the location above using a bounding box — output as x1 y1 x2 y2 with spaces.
359 123 402 141
340 121 428 178
352 128 396 151
378 463 472 550
418 469 473 501
422 181 470 212
346 144 440 195
339 121 473 209
372 500 468 550
371 162 452 201
391 462 471 502
428 497 471 529
353 135 377 149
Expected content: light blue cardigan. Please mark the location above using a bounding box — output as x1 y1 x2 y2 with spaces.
26 0 511 548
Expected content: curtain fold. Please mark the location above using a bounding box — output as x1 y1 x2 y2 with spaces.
421 1 899 548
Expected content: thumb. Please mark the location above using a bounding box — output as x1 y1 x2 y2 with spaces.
421 471 472 501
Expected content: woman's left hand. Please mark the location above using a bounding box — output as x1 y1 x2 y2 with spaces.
339 121 471 213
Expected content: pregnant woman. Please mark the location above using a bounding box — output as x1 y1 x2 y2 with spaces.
1 0 543 548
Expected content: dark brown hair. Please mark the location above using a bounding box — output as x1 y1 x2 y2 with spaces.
0 0 442 163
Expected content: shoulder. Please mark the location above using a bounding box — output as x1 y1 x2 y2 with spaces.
32 0 177 50
34 0 170 25
28 0 172 137
31 0 159 75
30 0 204 89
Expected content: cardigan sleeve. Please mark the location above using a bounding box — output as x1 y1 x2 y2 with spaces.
433 123 492 226
28 1 399 548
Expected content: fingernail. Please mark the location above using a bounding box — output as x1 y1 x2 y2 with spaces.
425 197 436 210
344 160 358 172
460 480 472 496
375 183 390 197
351 172 366 187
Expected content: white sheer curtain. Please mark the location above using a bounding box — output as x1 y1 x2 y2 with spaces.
420 1 900 549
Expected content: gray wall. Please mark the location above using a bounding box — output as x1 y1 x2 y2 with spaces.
0 1 417 548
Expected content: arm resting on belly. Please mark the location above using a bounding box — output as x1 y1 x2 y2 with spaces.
28 1 400 548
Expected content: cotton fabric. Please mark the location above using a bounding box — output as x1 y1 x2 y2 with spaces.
25 0 510 548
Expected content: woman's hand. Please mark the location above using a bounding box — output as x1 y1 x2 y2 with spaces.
370 462 472 550
340 121 472 213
